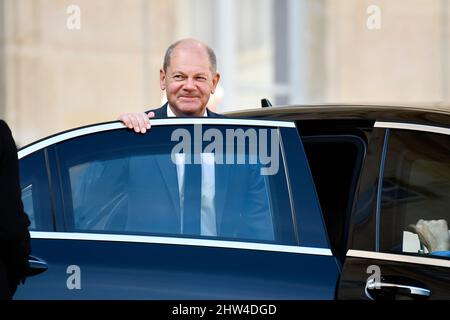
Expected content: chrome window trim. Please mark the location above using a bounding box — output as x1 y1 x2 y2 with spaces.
374 121 450 136
30 231 332 256
278 128 299 242
347 249 450 268
375 129 389 252
18 119 295 159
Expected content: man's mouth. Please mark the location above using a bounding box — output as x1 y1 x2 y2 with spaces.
179 96 199 101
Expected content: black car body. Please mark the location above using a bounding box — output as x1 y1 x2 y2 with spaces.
15 105 450 299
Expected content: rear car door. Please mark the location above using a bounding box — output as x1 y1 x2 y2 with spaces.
15 118 339 299
338 122 450 300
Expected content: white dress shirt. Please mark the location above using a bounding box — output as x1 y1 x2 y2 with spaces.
168 105 217 236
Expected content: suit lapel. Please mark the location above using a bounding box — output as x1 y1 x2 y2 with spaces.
147 103 224 118
214 163 229 233
206 108 224 118
146 103 168 118
142 103 225 232
155 154 181 218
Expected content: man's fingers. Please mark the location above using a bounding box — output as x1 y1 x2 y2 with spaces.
129 113 150 133
439 219 449 229
118 114 133 129
146 112 154 129
136 114 148 133
128 115 141 133
119 112 152 133
407 224 417 234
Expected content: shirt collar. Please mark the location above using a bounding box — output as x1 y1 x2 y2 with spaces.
167 104 208 117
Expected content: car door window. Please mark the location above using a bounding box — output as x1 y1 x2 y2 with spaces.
380 129 450 258
19 150 53 230
56 123 295 245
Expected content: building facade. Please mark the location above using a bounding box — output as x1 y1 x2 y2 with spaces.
1 0 449 146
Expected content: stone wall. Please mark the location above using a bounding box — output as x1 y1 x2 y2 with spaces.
0 0 449 146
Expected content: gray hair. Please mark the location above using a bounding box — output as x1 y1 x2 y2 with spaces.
163 40 217 74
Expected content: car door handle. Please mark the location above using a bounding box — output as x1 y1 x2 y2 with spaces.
28 255 48 277
365 278 431 300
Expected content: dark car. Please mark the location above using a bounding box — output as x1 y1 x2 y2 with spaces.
14 104 450 299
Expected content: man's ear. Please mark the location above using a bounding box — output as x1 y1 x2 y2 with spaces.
211 73 221 94
160 69 166 90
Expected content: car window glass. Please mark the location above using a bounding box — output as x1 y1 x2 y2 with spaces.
380 129 450 259
19 151 53 230
57 124 294 245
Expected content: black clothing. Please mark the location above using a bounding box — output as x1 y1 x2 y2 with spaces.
0 120 31 299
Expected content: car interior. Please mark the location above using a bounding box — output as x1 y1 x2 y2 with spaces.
297 120 372 266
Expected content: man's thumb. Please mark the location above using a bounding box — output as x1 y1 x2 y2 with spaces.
407 224 417 234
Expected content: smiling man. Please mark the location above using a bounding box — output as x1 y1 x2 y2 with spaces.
119 38 222 132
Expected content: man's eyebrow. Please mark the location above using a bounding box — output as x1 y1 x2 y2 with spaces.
171 70 186 75
171 71 209 77
192 71 209 77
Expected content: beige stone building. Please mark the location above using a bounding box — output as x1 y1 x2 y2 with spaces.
1 0 449 146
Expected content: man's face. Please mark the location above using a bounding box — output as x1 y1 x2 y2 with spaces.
160 46 220 117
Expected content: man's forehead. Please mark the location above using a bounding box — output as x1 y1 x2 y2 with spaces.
168 64 211 76
168 51 213 74
171 46 209 61
173 40 208 54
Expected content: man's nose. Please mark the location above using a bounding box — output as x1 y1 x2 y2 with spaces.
183 77 196 90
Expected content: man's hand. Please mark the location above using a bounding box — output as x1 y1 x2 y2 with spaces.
118 111 155 133
409 219 450 253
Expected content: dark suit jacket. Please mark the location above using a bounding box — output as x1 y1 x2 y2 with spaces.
76 104 273 241
0 120 31 298
146 103 223 118
123 104 273 240
126 155 273 240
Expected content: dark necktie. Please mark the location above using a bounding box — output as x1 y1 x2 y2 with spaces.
183 161 202 235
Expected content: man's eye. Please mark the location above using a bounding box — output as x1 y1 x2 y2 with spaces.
196 77 207 81
174 75 184 80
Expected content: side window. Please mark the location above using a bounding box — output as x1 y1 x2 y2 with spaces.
380 129 450 258
302 135 367 259
56 124 295 245
19 150 53 230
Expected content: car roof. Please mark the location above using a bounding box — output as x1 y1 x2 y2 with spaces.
225 104 450 127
